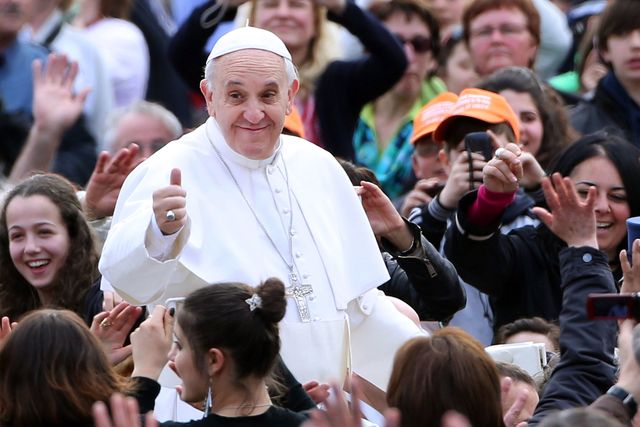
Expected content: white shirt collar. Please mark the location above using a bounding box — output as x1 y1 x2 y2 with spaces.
206 118 281 170
21 9 64 44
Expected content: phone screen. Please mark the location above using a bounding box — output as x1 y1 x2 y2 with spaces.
586 293 640 320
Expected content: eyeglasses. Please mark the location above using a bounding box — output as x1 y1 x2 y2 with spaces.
394 34 433 53
469 24 529 39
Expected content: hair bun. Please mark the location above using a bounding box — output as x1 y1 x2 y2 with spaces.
255 278 286 323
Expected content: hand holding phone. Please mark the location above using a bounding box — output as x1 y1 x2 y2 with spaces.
164 297 185 317
464 132 492 191
464 132 493 162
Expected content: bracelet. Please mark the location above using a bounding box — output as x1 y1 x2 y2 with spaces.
607 385 638 418
399 235 418 256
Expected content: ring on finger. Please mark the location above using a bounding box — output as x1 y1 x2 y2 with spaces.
100 318 113 329
166 210 176 222
494 147 506 160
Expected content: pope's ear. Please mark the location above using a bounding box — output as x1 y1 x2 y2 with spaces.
286 79 300 115
200 79 216 118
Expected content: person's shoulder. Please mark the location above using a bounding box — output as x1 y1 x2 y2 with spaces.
12 39 48 61
87 18 147 43
282 135 334 160
263 406 309 425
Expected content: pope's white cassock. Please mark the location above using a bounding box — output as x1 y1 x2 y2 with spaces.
99 117 424 392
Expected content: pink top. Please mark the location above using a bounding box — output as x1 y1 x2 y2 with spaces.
467 185 517 227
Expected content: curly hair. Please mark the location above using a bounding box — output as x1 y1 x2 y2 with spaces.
0 309 131 426
0 174 99 321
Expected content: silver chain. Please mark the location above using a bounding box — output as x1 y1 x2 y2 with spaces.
211 144 296 274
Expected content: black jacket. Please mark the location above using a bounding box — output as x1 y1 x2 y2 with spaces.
570 73 639 147
409 187 538 251
529 247 617 424
379 221 465 322
443 190 565 330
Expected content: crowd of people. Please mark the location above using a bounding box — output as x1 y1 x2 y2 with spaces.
1 0 640 426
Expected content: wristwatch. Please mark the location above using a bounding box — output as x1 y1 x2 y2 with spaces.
607 385 638 418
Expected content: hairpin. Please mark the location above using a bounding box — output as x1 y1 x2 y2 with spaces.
245 294 262 311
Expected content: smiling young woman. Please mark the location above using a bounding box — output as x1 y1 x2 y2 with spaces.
0 174 101 324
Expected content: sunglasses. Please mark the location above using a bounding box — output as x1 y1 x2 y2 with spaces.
393 34 433 53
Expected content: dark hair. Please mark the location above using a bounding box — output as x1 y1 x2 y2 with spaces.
538 407 625 427
177 278 287 383
369 0 441 57
596 0 640 64
100 0 133 19
494 316 560 352
463 0 541 49
549 132 640 256
337 158 381 187
442 117 515 152
478 67 576 170
0 309 130 426
0 174 99 321
495 362 536 388
387 328 505 427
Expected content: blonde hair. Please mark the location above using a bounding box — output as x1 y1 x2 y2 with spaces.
236 1 343 99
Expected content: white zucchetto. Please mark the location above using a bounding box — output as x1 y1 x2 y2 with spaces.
206 26 292 64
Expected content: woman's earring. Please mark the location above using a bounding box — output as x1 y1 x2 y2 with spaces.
203 386 213 417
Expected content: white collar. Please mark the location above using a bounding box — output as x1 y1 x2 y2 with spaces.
22 9 64 44
206 118 281 170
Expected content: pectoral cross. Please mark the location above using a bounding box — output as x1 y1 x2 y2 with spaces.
285 272 314 323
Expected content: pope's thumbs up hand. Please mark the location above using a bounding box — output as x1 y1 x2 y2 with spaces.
152 168 187 235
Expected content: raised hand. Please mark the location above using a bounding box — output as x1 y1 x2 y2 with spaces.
358 181 413 251
501 377 530 427
438 152 486 209
518 151 546 191
400 178 443 217
93 393 158 427
131 305 173 380
613 320 640 407
32 53 90 133
482 143 523 194
152 168 187 235
620 239 640 294
84 145 142 220
0 316 16 350
91 302 143 365
301 379 400 427
303 380 331 404
531 173 598 248
313 0 346 14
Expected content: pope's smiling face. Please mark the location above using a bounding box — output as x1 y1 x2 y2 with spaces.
200 49 299 160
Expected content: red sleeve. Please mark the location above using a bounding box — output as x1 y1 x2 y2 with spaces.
467 185 516 227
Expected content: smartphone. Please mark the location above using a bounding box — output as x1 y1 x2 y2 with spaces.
164 297 186 316
586 293 640 320
464 132 493 162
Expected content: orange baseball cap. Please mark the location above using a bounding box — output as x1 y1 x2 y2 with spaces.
283 106 305 139
411 92 458 145
433 88 520 143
